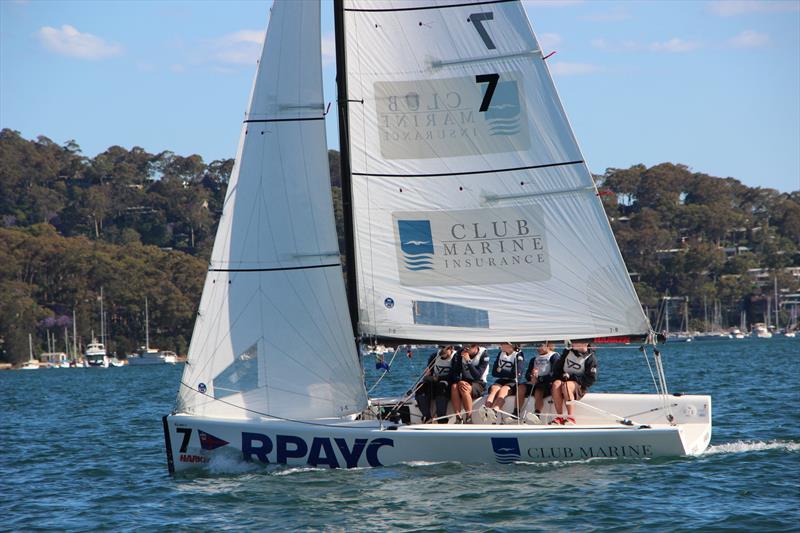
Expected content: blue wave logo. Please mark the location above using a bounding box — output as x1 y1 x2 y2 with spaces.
491 437 521 464
398 220 434 272
484 81 522 136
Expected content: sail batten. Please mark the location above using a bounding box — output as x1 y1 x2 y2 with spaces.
341 0 649 343
178 0 367 420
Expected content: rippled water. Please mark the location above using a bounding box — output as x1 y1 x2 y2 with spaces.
3 338 799 531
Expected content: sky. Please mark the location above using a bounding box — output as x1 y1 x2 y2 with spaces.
1 0 798 192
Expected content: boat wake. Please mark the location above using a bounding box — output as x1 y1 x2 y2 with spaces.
703 440 800 455
207 454 259 475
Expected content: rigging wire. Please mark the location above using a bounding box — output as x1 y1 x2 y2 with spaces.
179 381 375 430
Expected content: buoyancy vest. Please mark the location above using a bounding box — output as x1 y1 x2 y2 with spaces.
463 347 489 382
563 350 589 378
432 355 454 378
533 351 557 381
495 350 520 379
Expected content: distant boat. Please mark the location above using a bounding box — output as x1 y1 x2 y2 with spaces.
21 333 39 370
694 299 731 341
85 338 109 367
662 296 693 342
127 297 173 365
751 323 772 339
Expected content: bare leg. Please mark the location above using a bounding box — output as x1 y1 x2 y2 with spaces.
533 387 545 413
551 380 564 414
493 385 511 412
564 381 578 417
450 382 462 416
515 384 528 415
459 382 473 416
486 384 501 408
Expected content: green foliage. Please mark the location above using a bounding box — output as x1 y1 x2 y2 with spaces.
1 129 798 360
601 163 800 327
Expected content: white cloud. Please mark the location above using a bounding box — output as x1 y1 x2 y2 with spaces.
549 61 602 76
321 33 336 66
728 29 770 48
708 0 800 16
538 32 562 50
211 29 264 65
649 38 702 53
37 24 122 60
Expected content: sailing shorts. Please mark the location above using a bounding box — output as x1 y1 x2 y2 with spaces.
492 378 517 395
522 382 553 398
466 380 485 398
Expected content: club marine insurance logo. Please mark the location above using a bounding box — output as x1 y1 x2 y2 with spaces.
491 437 522 464
398 220 434 271
393 207 551 287
374 73 530 160
484 81 522 136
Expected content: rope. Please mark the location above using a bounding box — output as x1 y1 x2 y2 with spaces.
367 345 402 393
178 381 378 430
382 354 437 421
640 345 660 393
567 399 635 425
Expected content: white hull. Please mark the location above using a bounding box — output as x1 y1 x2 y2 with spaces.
164 393 711 472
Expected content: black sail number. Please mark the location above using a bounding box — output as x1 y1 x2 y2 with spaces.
176 427 192 453
476 73 499 112
468 12 496 50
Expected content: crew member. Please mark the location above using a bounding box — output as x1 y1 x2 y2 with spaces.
550 342 598 425
485 342 524 421
515 341 560 420
451 344 490 424
415 345 456 424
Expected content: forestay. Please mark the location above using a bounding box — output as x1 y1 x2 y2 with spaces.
177 0 367 420
341 0 649 343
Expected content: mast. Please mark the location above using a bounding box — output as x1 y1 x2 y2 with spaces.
99 286 105 345
774 275 780 330
145 296 150 350
333 0 359 338
684 297 690 334
72 309 78 361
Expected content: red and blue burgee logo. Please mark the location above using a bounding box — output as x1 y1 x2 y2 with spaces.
198 430 229 451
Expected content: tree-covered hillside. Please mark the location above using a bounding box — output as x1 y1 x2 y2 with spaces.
0 129 797 362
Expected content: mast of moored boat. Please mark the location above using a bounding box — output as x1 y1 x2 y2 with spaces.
72 309 78 364
145 296 150 351
774 276 780 331
333 0 359 339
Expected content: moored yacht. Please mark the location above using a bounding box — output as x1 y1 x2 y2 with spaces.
84 339 109 367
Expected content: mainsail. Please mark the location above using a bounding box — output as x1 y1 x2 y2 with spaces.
177 0 367 420
339 0 649 343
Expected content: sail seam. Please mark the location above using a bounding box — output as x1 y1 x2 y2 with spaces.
352 160 584 178
345 0 515 13
243 117 324 123
208 263 341 272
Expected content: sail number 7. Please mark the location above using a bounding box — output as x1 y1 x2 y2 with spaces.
476 73 499 112
468 12 496 50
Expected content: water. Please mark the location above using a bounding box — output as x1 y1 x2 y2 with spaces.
3 338 799 531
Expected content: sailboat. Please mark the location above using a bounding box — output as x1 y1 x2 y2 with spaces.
661 296 693 342
163 0 712 472
20 333 40 370
128 297 167 365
